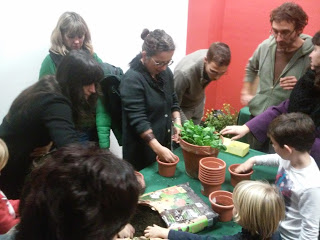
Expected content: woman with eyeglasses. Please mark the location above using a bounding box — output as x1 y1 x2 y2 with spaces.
120 29 181 171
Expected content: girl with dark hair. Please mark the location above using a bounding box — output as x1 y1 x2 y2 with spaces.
120 29 181 170
0 50 104 199
221 30 320 168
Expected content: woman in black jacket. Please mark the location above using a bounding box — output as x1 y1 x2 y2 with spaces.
0 49 103 199
120 29 181 170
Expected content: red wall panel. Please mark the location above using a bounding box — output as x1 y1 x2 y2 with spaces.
187 0 320 112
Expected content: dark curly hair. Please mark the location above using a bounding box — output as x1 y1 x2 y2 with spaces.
16 143 140 240
270 2 308 31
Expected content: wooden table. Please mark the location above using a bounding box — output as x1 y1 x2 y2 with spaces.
140 147 278 238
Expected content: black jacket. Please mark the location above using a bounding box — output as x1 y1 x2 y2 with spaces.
0 88 78 199
120 54 180 170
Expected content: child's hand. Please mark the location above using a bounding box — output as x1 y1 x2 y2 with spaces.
234 157 256 173
144 224 169 239
117 223 135 239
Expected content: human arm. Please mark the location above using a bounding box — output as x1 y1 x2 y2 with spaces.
234 154 280 173
220 125 250 140
96 97 112 149
241 46 262 106
39 55 56 80
144 224 216 240
141 130 178 163
117 223 135 239
280 76 298 90
42 96 79 148
172 110 182 143
246 100 289 142
0 194 20 234
8 200 19 217
174 69 189 122
241 82 255 106
120 72 177 163
298 188 320 240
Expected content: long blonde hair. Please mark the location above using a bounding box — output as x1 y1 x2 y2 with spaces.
0 139 9 171
233 180 285 240
50 12 94 56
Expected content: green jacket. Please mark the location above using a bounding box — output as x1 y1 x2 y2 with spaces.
245 34 313 116
39 52 103 79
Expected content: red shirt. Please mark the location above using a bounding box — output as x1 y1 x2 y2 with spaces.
0 190 19 234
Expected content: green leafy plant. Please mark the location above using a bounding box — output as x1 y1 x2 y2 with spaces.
175 120 226 151
203 103 239 133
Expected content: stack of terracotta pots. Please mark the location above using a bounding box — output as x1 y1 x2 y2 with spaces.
198 157 226 196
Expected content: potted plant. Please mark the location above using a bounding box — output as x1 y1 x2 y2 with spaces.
203 103 239 138
175 120 226 178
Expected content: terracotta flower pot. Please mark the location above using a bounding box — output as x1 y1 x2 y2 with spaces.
198 173 225 184
199 157 226 171
209 190 234 222
134 171 146 195
199 180 222 197
228 164 253 187
156 156 179 177
180 139 220 179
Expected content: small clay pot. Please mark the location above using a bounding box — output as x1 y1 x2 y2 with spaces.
228 164 253 187
156 156 179 177
199 180 222 197
199 157 226 171
209 190 234 222
134 171 146 194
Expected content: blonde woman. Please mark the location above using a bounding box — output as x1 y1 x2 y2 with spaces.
144 180 285 240
0 139 20 234
39 11 103 79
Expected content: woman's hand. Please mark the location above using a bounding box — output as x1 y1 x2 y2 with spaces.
144 224 169 239
29 141 53 158
117 224 135 239
157 146 178 163
220 125 250 140
172 125 181 143
234 157 256 173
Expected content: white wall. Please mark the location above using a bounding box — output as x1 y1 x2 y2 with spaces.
0 0 188 157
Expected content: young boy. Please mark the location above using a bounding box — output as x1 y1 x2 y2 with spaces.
235 112 320 240
0 139 19 234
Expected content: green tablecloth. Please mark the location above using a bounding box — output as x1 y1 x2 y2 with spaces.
140 147 278 239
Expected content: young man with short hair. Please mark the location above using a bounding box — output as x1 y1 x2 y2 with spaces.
174 42 231 124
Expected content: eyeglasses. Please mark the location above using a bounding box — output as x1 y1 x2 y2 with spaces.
150 57 174 67
270 28 295 39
